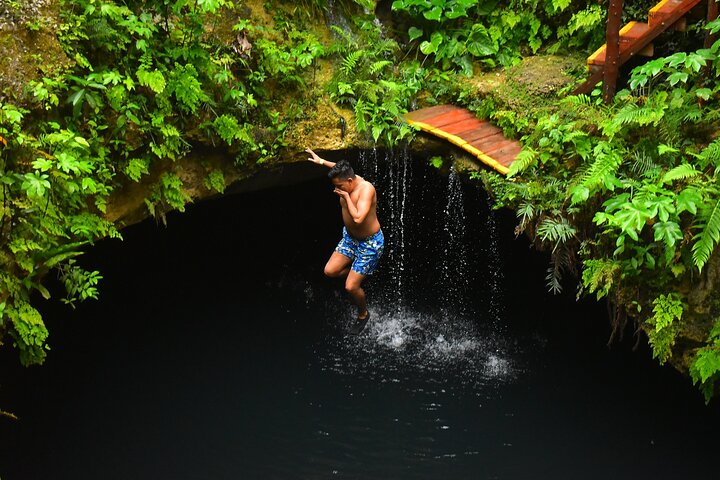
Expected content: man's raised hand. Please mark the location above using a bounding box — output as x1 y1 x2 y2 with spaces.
306 148 324 165
306 148 336 168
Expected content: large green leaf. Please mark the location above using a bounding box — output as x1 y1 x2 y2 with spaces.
653 221 682 247
615 205 650 241
22 172 51 198
423 6 443 21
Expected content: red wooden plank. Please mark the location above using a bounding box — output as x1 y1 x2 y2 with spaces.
588 22 650 66
649 0 699 27
405 105 460 123
439 118 485 135
425 110 477 129
495 153 520 167
460 123 502 143
620 21 650 41
492 144 522 166
470 132 505 151
484 140 521 158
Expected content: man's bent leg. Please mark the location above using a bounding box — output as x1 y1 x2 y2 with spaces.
324 251 352 278
345 270 368 318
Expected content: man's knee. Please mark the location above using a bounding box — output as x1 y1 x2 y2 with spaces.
345 279 363 293
324 265 343 278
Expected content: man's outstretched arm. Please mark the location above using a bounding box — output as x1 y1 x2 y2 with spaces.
306 148 336 168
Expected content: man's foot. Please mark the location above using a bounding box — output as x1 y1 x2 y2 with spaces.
349 310 371 335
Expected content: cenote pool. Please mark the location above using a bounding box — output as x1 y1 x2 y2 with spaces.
1 150 719 479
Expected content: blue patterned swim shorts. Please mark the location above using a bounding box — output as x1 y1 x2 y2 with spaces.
335 227 385 276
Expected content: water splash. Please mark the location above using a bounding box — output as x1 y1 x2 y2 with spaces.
315 304 517 389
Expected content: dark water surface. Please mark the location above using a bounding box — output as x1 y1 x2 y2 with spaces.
2 153 719 479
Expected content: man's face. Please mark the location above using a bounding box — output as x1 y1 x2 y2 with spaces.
332 177 353 193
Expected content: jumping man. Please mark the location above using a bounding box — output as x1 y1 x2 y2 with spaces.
306 148 384 334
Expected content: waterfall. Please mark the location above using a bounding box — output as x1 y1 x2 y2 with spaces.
376 148 411 308
483 193 505 329
440 165 468 319
323 149 513 382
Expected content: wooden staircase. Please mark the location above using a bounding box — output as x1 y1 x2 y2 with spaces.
575 0 704 96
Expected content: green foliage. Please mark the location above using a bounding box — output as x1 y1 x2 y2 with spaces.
5 300 49 366
328 17 419 144
1 0 337 366
58 259 103 307
390 0 602 74
507 148 537 177
692 197 720 273
550 4 604 54
429 156 444 169
569 141 624 204
145 172 192 223
581 258 621 300
537 216 576 253
645 294 684 364
212 115 253 147
480 20 720 399
204 170 226 194
690 319 720 403
166 64 208 114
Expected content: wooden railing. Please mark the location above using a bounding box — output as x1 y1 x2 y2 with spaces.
574 0 711 102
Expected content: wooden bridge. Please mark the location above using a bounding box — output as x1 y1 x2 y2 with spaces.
404 0 716 175
404 105 520 175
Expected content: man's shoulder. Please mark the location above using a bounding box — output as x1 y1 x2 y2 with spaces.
360 178 375 189
360 180 376 195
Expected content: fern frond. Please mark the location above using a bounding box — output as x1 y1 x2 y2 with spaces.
516 202 535 236
546 262 562 294
692 198 720 272
507 147 537 177
341 50 364 76
562 94 593 106
328 25 357 51
697 139 720 169
612 101 665 127
662 163 701 184
369 60 392 75
682 106 703 124
374 38 399 57
537 216 576 252
629 150 660 178
517 201 535 222
582 258 620 300
578 142 623 192
546 247 575 294
562 131 587 143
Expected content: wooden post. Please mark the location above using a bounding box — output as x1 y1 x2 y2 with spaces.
603 0 624 104
705 0 719 49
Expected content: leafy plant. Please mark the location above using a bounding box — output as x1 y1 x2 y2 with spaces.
690 319 720 403
328 17 419 144
645 294 684 364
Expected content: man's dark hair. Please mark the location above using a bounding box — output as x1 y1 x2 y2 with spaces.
328 160 355 180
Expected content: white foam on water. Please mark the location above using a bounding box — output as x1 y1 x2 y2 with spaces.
316 303 519 390
368 307 420 350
